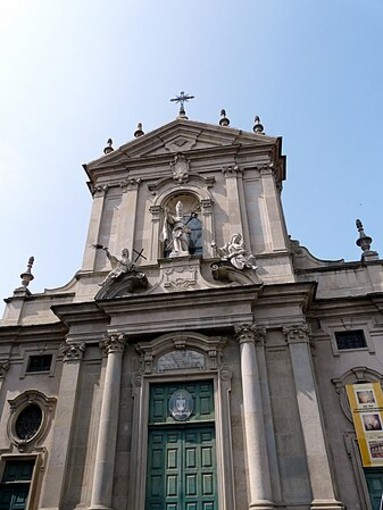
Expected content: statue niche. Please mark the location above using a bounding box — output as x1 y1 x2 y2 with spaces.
160 194 202 258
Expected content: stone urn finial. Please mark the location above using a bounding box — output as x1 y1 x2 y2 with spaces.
134 123 144 138
219 109 230 126
103 138 114 154
356 219 378 261
253 115 265 134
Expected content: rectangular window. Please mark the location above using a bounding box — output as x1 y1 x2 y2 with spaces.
26 354 52 373
0 459 35 510
335 330 367 350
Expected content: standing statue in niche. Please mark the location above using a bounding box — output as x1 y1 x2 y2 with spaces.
92 244 134 286
211 233 258 270
161 201 192 258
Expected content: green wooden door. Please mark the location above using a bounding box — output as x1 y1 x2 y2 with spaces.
146 382 217 510
365 469 383 510
147 426 217 510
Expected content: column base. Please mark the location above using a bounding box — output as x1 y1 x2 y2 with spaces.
88 506 112 510
310 499 345 510
249 500 276 510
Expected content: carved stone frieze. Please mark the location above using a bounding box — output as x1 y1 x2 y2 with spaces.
61 342 86 362
100 333 126 355
283 324 311 344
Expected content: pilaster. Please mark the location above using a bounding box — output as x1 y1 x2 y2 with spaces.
235 324 275 510
89 333 126 510
118 178 141 258
221 165 245 237
82 185 109 271
40 341 86 510
283 324 344 510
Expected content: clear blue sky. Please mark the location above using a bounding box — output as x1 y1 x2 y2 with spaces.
1 0 382 301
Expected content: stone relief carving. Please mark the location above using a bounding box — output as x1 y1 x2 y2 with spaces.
170 153 190 184
164 266 197 291
93 184 109 197
157 350 205 372
61 342 86 362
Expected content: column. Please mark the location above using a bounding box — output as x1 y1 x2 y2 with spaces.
254 328 282 503
201 198 215 258
149 205 161 262
40 342 86 510
82 184 108 271
118 178 141 258
284 324 343 510
235 324 275 510
89 333 126 510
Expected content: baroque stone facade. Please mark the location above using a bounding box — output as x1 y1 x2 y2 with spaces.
0 115 383 510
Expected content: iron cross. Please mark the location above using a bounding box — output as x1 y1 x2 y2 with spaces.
170 91 195 109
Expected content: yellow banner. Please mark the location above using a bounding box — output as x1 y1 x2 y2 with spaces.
346 382 383 467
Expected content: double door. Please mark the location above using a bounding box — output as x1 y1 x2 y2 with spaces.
146 382 217 510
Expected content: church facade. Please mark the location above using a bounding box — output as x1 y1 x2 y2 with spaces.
0 111 383 510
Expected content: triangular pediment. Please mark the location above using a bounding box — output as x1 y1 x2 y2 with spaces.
85 118 278 171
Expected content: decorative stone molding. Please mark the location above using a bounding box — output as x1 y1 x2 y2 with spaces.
283 324 311 343
61 342 86 362
332 366 383 422
220 367 233 382
100 333 126 355
164 266 196 291
8 390 57 452
0 360 10 380
120 177 141 192
93 184 109 197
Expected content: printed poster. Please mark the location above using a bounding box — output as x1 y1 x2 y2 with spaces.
346 382 383 467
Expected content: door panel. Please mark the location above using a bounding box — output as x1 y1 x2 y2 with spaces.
365 470 383 510
147 426 217 510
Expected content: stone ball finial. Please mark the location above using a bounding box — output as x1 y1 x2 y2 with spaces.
103 138 114 154
219 109 230 127
356 218 379 261
253 115 265 134
20 256 34 288
134 123 144 138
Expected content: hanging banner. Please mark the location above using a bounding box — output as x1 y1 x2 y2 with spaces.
346 382 383 467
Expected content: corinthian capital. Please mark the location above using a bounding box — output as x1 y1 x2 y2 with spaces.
234 323 266 345
0 361 9 379
61 342 86 362
100 333 126 355
283 324 311 344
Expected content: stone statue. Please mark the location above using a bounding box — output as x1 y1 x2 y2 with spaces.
161 201 191 258
93 245 134 286
211 233 257 270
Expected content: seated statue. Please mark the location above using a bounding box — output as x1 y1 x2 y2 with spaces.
211 233 257 270
161 200 191 258
93 245 134 286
